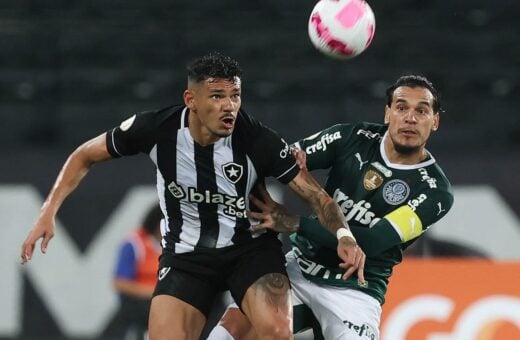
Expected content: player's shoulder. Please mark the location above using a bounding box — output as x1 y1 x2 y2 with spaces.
235 107 263 130
321 121 386 136
348 122 387 140
120 104 186 136
135 104 185 125
426 161 453 192
234 107 278 138
416 159 454 210
320 121 387 145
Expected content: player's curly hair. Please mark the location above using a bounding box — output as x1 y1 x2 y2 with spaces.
385 75 442 113
187 52 242 83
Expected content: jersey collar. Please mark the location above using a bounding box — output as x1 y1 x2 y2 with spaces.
379 131 436 170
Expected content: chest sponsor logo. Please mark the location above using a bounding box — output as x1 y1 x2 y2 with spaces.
304 131 342 154
167 181 185 198
222 162 243 184
333 188 381 227
363 170 384 190
371 161 392 177
167 182 247 218
418 167 438 188
382 179 410 205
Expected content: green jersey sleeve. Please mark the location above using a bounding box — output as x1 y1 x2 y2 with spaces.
298 216 401 257
298 186 454 256
295 124 356 171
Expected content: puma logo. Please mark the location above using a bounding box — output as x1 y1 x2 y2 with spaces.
355 153 369 170
437 202 446 216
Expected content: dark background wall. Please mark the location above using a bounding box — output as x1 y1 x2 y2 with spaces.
1 0 519 338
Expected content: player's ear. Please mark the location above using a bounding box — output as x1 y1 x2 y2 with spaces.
184 90 195 109
384 105 390 124
432 113 440 132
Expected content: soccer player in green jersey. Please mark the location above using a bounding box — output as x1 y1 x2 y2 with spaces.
208 75 454 340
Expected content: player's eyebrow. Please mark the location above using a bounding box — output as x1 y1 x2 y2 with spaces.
396 98 432 107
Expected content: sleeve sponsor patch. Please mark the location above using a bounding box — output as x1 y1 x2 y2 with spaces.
384 205 423 242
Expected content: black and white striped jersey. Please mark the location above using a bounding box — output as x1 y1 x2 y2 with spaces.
106 105 299 254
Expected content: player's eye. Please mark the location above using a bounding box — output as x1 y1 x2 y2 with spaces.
416 108 429 115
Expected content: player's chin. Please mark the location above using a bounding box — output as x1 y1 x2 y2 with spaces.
215 128 234 137
394 142 421 155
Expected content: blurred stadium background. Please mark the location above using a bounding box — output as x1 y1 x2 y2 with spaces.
1 0 519 339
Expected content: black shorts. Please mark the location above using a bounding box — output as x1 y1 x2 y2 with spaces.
153 235 287 317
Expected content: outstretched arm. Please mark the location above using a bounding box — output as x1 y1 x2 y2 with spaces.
21 133 112 263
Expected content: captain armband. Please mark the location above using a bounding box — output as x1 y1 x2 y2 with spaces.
384 206 424 242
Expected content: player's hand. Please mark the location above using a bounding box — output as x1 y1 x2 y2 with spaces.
337 236 366 283
249 185 299 234
21 216 55 264
291 148 307 170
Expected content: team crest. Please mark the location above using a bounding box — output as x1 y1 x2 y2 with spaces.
363 170 383 190
222 162 243 184
382 179 410 205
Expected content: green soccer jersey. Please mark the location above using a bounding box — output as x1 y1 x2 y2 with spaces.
291 122 454 305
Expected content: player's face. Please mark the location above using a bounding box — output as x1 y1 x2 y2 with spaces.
384 86 439 155
185 77 241 143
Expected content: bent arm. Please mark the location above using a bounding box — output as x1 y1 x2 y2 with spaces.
288 169 349 237
21 133 112 262
40 133 112 218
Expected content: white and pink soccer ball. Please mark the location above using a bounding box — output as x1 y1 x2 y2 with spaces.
308 0 376 59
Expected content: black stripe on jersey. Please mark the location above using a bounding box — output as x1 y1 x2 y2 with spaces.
183 109 189 127
158 117 183 254
194 143 220 248
231 138 253 244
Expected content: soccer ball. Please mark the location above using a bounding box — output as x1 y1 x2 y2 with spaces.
308 0 376 59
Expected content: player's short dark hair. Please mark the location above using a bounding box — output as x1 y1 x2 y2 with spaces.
187 52 242 83
386 75 441 113
141 204 162 235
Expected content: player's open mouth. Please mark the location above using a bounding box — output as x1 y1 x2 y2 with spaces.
399 129 417 137
221 116 235 129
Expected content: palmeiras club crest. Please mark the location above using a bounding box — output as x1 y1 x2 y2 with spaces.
222 162 243 184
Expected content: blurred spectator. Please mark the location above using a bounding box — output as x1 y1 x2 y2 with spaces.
113 204 163 340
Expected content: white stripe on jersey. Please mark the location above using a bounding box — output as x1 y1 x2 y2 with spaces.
110 129 123 157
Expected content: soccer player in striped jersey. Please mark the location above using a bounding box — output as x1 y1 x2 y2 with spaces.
209 75 454 339
20 52 365 340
